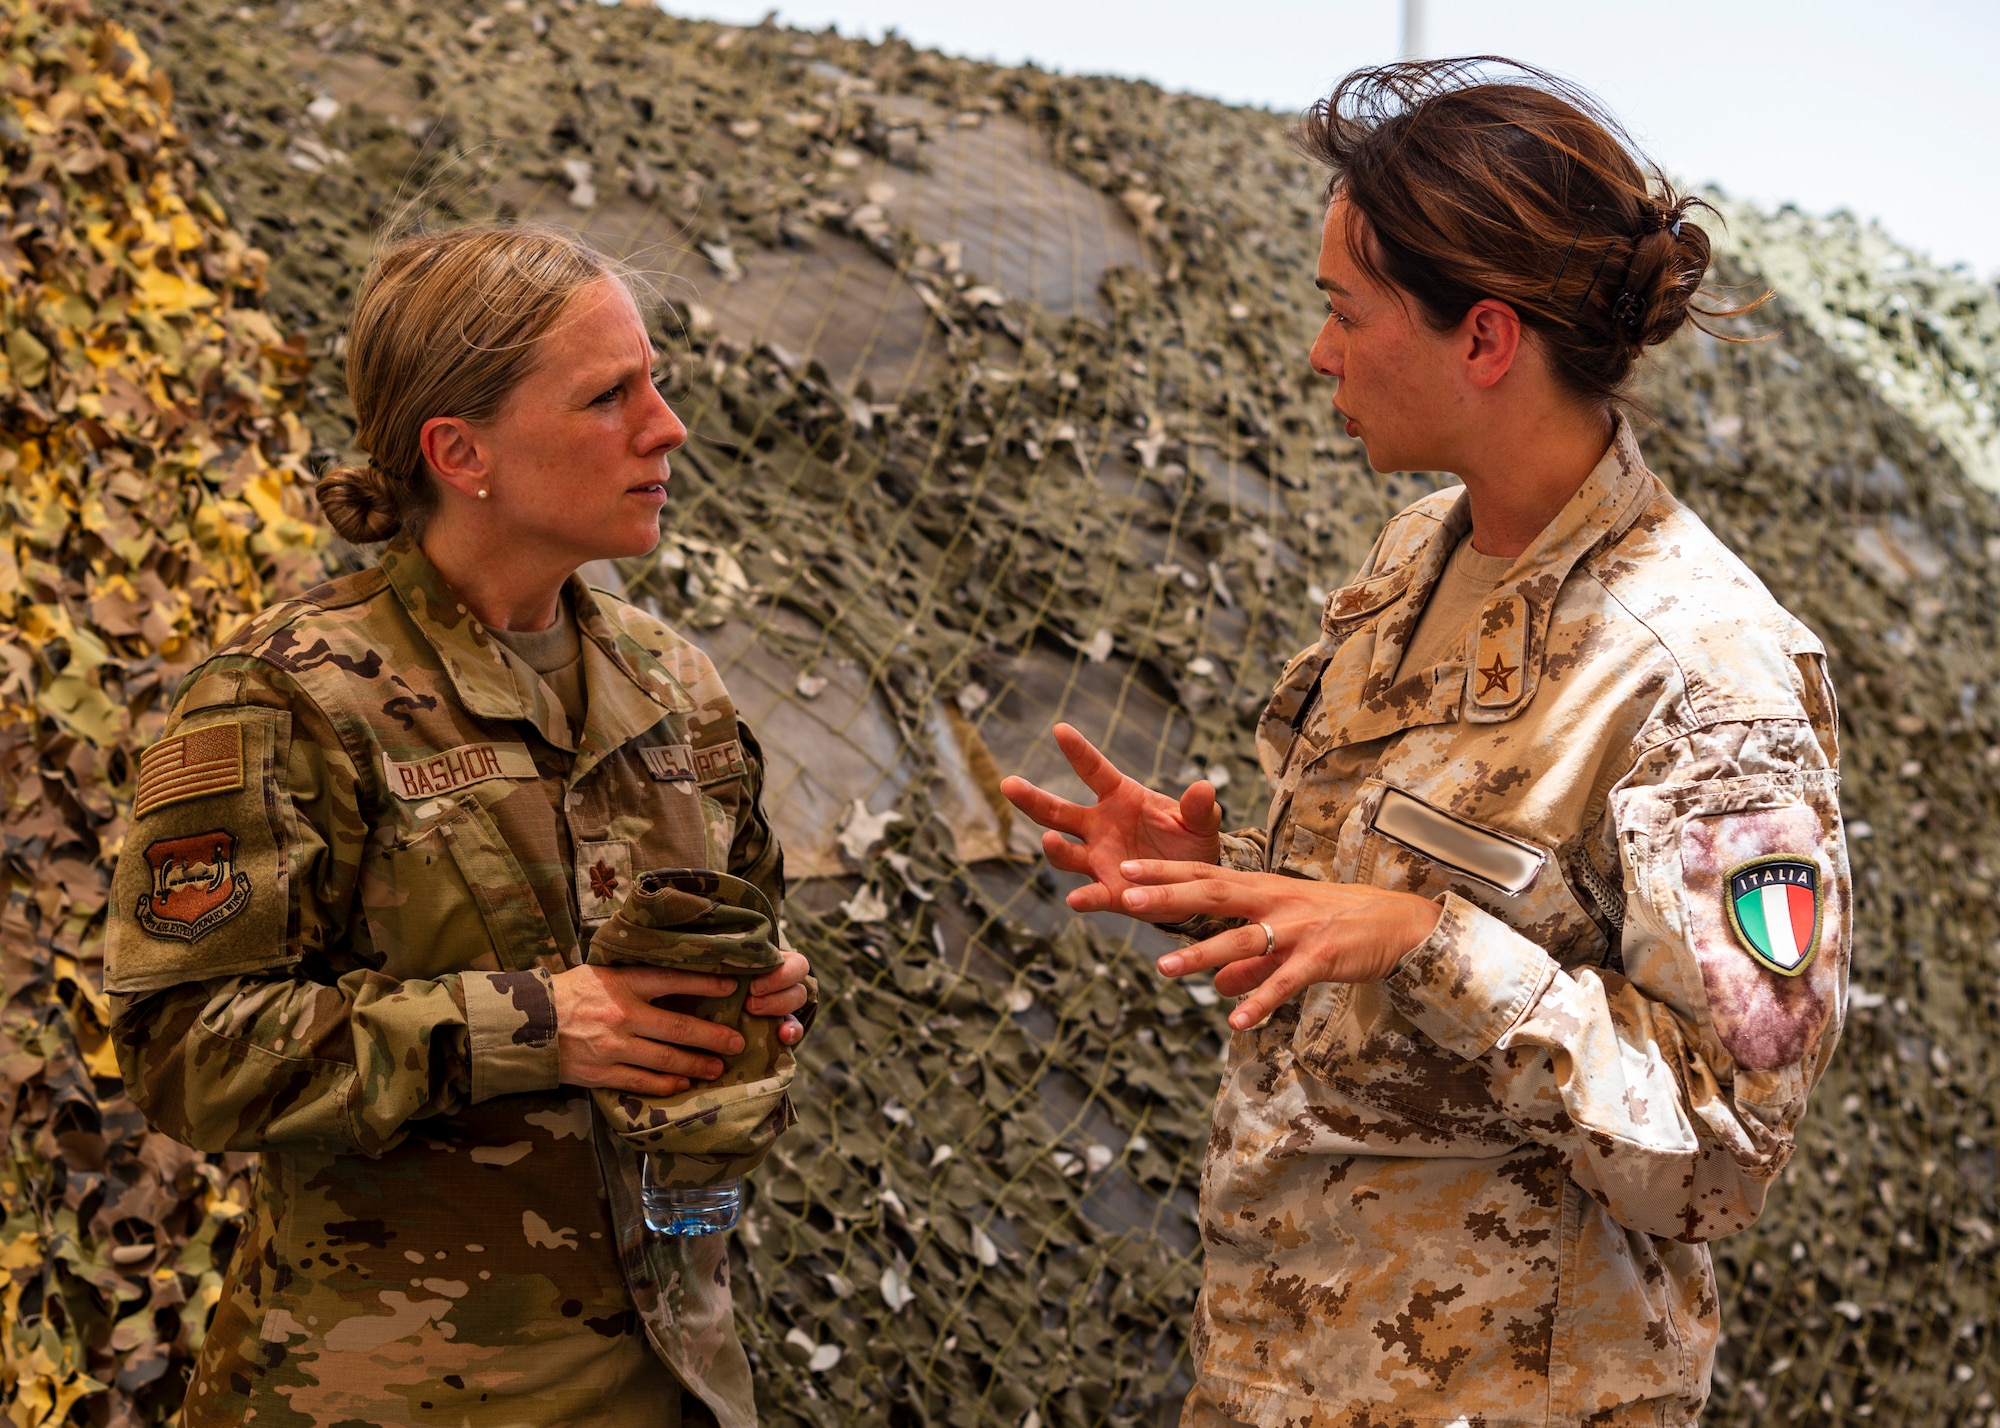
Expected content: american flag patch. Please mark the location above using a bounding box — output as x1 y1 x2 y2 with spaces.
135 723 244 818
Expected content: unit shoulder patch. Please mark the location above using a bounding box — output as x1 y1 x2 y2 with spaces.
135 723 244 817
1723 853 1822 976
134 829 252 942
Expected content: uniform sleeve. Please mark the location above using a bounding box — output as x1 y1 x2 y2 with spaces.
1218 829 1268 872
1379 716 1850 1243
108 659 561 1157
724 718 818 1032
725 719 784 915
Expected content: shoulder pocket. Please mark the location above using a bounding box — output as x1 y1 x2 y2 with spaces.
1617 770 1847 1079
106 707 294 993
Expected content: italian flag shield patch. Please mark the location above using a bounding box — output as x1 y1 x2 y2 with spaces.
1724 855 1822 976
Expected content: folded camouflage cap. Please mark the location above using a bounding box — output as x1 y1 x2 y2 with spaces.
589 866 787 976
587 869 798 1185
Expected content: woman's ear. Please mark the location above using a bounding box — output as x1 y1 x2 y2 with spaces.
419 415 490 500
1461 298 1523 390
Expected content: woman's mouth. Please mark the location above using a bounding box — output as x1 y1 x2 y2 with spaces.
629 481 669 500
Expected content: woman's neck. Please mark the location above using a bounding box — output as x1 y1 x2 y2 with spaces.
420 522 570 633
1453 404 1617 559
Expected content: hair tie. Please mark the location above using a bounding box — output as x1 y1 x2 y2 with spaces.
1611 290 1646 337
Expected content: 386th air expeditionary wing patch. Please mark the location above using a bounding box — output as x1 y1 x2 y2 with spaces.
135 829 251 942
1724 854 1822 976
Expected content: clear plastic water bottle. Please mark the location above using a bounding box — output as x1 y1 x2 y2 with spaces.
641 1161 742 1236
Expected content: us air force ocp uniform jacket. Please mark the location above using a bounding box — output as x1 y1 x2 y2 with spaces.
1184 420 1850 1428
105 536 792 1428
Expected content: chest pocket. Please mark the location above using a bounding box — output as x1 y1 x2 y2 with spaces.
1290 781 1605 1134
366 790 565 980
1348 780 1604 967
570 738 738 927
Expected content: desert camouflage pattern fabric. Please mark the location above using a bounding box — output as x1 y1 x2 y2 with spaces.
586 866 801 1181
103 535 790 1427
1183 420 1851 1428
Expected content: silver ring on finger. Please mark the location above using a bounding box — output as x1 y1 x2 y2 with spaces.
1257 920 1276 956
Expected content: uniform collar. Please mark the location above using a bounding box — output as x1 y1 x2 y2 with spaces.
1462 414 1656 722
1333 415 1657 727
379 537 695 769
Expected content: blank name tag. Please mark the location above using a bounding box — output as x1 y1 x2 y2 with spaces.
1371 786 1546 895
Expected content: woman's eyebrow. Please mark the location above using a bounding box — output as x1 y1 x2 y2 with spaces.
574 358 648 390
1315 276 1350 296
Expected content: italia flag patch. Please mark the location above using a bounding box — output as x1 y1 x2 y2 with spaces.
1724 855 1822 976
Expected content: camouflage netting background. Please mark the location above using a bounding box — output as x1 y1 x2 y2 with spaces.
3 0 1999 1422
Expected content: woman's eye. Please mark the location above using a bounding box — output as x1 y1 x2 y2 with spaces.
591 383 622 406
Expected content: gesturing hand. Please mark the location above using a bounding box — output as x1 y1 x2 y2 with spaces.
1118 859 1442 1030
999 722 1223 915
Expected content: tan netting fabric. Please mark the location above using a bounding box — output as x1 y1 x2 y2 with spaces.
6 0 2000 1422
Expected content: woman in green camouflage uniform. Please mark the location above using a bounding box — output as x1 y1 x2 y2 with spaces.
106 226 811 1427
1006 62 1849 1426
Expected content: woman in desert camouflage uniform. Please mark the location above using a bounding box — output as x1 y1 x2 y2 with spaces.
1005 60 1849 1427
106 226 811 1427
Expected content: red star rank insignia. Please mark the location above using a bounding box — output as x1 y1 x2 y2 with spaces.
1477 653 1518 697
1471 593 1530 709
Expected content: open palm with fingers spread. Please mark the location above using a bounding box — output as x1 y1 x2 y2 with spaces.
998 722 1223 914
1003 722 1444 1030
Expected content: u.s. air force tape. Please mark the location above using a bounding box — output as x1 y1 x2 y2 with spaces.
382 742 537 800
638 738 747 786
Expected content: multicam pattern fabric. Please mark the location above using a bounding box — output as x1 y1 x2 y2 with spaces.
104 536 791 1427
585 867 800 1179
1186 420 1851 1428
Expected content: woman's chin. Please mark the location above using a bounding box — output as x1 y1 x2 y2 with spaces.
564 516 666 567
608 519 666 561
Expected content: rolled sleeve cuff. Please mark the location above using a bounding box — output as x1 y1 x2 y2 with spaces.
1383 891 1558 1060
464 968 563 1103
1157 830 1266 940
1216 830 1266 873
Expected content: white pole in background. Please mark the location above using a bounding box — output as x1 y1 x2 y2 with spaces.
1401 0 1425 59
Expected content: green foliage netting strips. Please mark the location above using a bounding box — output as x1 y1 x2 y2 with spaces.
0 0 1992 1421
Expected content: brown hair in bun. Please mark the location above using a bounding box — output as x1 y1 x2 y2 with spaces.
316 223 618 545
314 460 406 545
1294 57 1767 410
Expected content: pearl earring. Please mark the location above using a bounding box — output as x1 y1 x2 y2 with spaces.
476 488 489 500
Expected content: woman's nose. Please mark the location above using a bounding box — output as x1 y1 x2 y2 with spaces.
1309 328 1343 380
639 385 687 454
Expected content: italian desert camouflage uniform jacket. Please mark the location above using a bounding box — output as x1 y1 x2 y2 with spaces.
1185 420 1850 1428
104 535 796 1428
